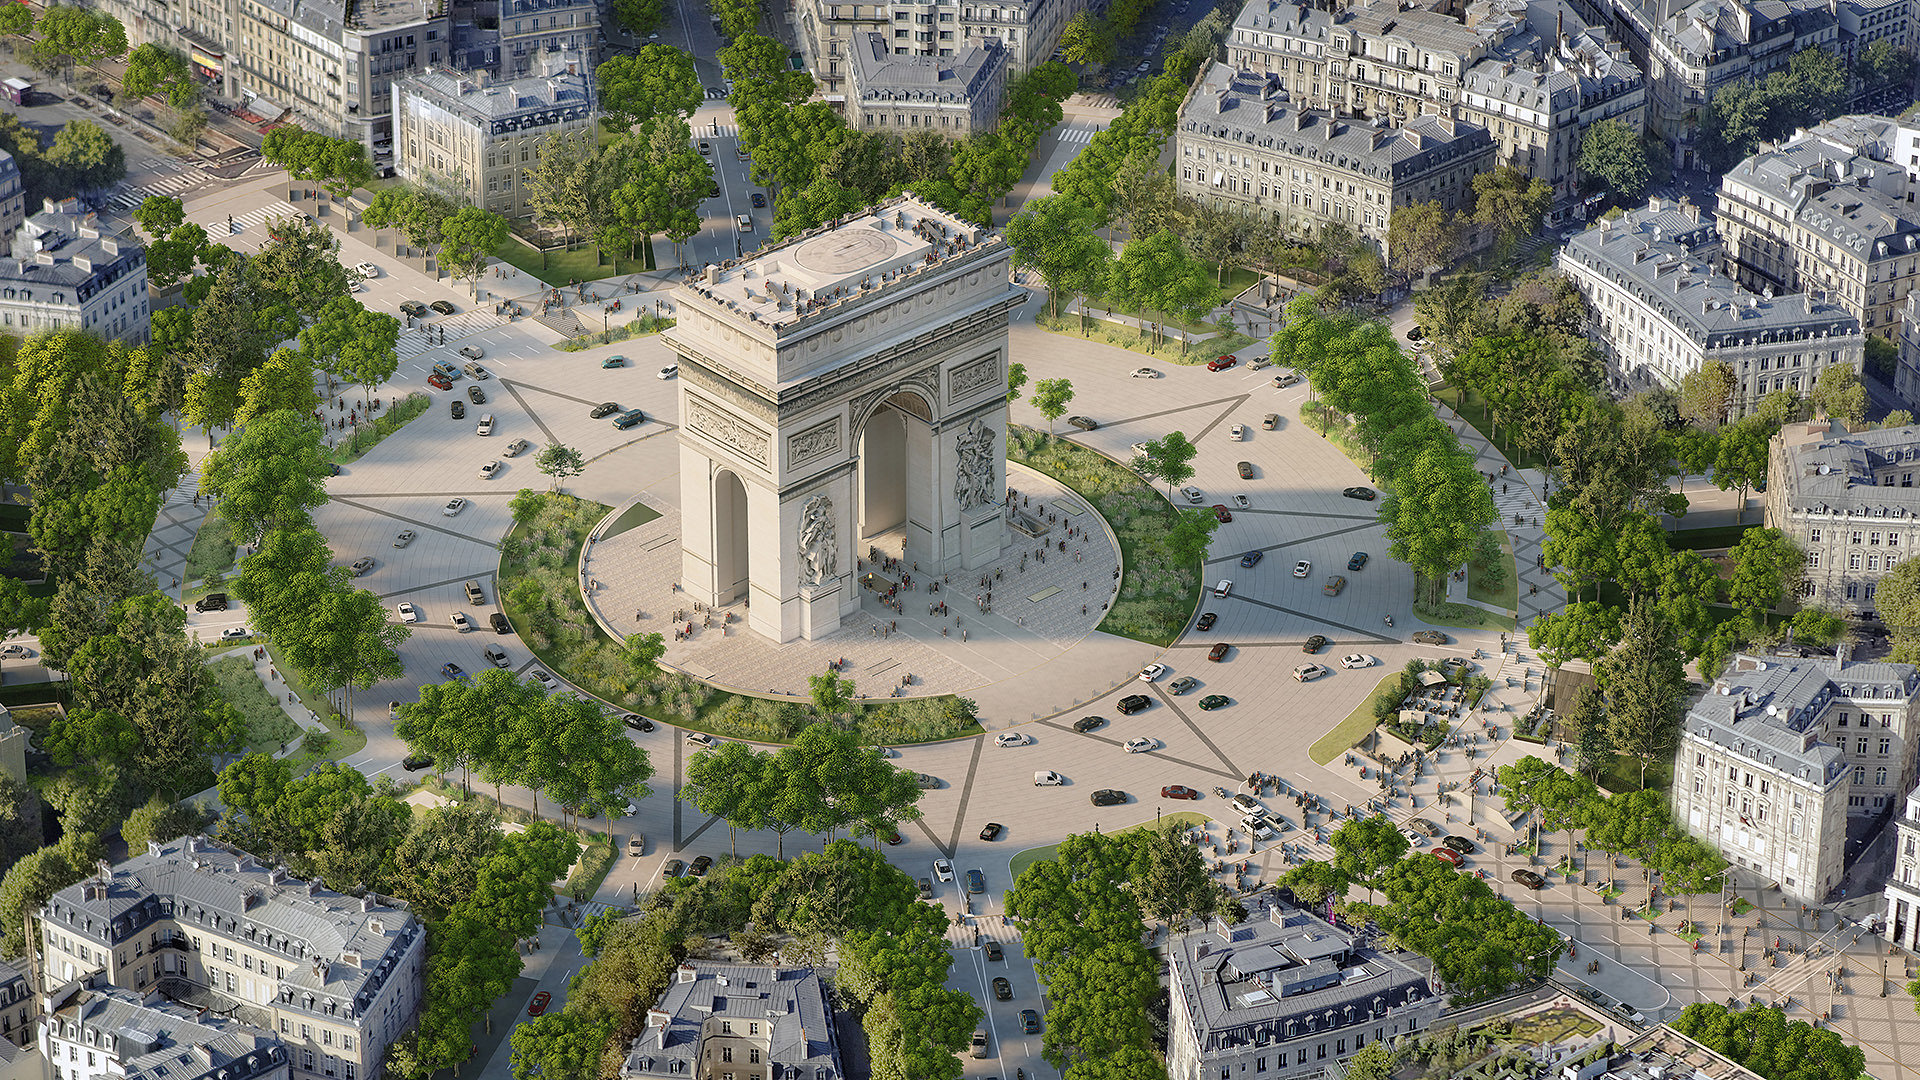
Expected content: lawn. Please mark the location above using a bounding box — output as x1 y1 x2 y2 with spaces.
601 501 663 541
264 643 370 771
1310 672 1404 765
1035 310 1256 365
184 504 237 584
1668 524 1757 551
1496 1006 1603 1046
1412 595 1516 632
331 392 431 466
1008 810 1209 886
1431 384 1547 471
1006 426 1203 647
1468 529 1517 613
205 654 300 754
494 234 654 286
1214 266 1261 306
1593 752 1673 795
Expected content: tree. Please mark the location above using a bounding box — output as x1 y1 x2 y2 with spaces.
596 46 702 130
1166 507 1221 567
1711 414 1777 523
1725 527 1801 619
683 740 768 856
1005 196 1111 317
1385 200 1460 280
0 830 103 956
1856 39 1916 88
521 129 602 249
180 261 275 435
1678 361 1739 427
1006 361 1028 403
808 665 856 713
1138 431 1197 495
1328 815 1409 902
359 186 459 249
203 411 332 541
44 119 126 193
1471 166 1552 261
1278 859 1349 907
299 297 400 400
439 206 510 295
1030 378 1075 436
31 6 126 83
1597 596 1689 788
235 348 322 428
0 4 34 37
510 1013 612 1080
1057 10 1112 64
709 0 762 38
610 0 665 34
1669 1002 1865 1080
1809 363 1868 426
121 43 198 109
536 442 586 489
1577 118 1652 204
1879 556 1920 661
260 126 374 198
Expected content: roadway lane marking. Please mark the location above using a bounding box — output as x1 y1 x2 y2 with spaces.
1213 593 1399 643
1149 684 1243 778
1099 394 1251 432
940 734 988 860
1204 520 1381 565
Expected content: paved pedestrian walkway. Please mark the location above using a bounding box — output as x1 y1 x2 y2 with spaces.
1430 398 1569 627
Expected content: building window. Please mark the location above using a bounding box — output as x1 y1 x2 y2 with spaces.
1856 766 1867 783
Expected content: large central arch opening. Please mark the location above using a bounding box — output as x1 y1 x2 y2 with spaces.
713 468 749 605
858 389 934 568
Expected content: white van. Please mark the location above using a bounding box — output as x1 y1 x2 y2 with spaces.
476 414 494 436
1033 770 1064 786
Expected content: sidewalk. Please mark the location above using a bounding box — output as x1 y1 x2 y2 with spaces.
1429 398 1569 629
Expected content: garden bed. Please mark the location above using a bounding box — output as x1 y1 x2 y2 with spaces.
1006 426 1201 647
552 313 675 351
205 654 301 754
1468 528 1517 613
1034 310 1255 364
184 505 237 583
330 391 430 465
1309 672 1406 764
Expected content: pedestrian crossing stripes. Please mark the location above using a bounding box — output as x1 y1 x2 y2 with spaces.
105 170 205 211
395 311 503 360
166 462 204 506
1053 126 1097 145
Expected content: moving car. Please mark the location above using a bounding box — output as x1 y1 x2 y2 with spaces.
466 385 486 404
1412 630 1449 645
1342 486 1377 501
591 401 621 418
0 643 30 659
1237 461 1254 479
449 399 464 418
1293 560 1311 578
1243 816 1275 839
443 497 467 516
530 668 557 690
450 611 472 632
479 459 501 479
460 349 486 365
349 557 376 576
602 355 626 369
1139 663 1165 682
1212 504 1233 523
628 833 646 856
432 360 460 380
1067 415 1098 431
613 408 646 429
396 602 419 623
992 977 1012 1001
1341 654 1374 669
400 300 427 317
1019 1010 1040 1034
1182 486 1205 504
980 822 1004 841
1089 789 1127 806
966 868 985 894
484 644 510 668
404 753 435 772
356 262 379 278
1293 663 1327 682
1262 413 1280 429
657 365 678 379
751 192 766 208
1213 580 1233 597
1348 551 1370 571
1233 493 1250 508
970 1031 989 1059
429 299 456 315
686 732 717 748
1239 550 1262 568
1072 716 1104 733
1303 634 1328 652
883 831 903 846
1511 869 1546 889
1432 848 1463 867
1033 770 1065 786
1198 694 1229 710
1231 794 1264 816
698 140 712 155
1229 425 1245 442
527 992 551 1017
993 731 1028 747
688 855 713 876
917 877 933 899
1196 612 1217 630
1408 817 1443 837
933 859 954 882
1272 371 1300 388
984 941 1003 961
476 414 494 435
1162 785 1200 799
619 712 653 731
441 662 468 681
1123 736 1156 754
1116 694 1150 715
915 773 940 788
1208 642 1230 662
196 593 228 611
1324 575 1346 596
1131 367 1161 378
428 373 453 391
1443 835 1476 854
1170 676 1198 694
504 438 531 456
490 613 510 633
219 627 251 642
1207 355 1238 372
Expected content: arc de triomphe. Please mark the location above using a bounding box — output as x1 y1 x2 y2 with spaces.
661 195 1028 643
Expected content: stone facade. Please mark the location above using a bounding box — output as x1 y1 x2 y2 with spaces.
622 963 843 1079
664 194 1025 643
0 199 150 345
798 0 1082 97
1883 786 1920 949
1555 202 1862 410
0 151 24 245
394 56 593 220
40 976 287 1080
846 33 1008 138
1764 419 1920 615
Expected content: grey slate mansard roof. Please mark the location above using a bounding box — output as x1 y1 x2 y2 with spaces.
624 962 841 1078
1727 128 1920 263
46 981 286 1080
1169 901 1434 1044
401 68 591 122
41 836 420 1022
1778 423 1920 514
0 200 144 297
1684 655 1915 783
1183 64 1492 186
848 32 1005 102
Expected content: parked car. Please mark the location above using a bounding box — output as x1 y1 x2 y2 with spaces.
657 365 678 379
1198 694 1229 710
1511 869 1546 889
196 593 228 611
490 612 510 633
933 859 955 882
1348 551 1370 571
619 712 653 731
403 753 435 771
219 627 251 642
1066 415 1098 431
466 384 486 404
429 299 456 315
400 300 427 317
428 373 452 391
1207 355 1238 372
613 408 646 429
1412 630 1450 645
662 859 685 878
686 732 717 748
1443 835 1477 854
966 868 985 894
1432 848 1463 867
591 401 621 418
1408 817 1443 837
917 877 933 899
688 855 713 876
1272 371 1300 387
915 773 940 788
1208 642 1230 661
1231 794 1264 816
1342 486 1377 501
459 348 486 364
980 822 1004 841
1181 486 1205 504
530 668 557 690
1293 663 1327 682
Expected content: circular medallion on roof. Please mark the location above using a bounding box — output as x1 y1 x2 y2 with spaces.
793 228 899 275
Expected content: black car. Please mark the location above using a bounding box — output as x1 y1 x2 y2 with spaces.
1196 612 1217 631
1240 550 1263 568
590 401 621 418
612 408 647 429
708 183 721 198
1303 634 1328 652
1090 789 1127 806
1510 869 1546 889
451 400 466 419
620 713 655 732
1073 715 1106 732
1116 694 1150 715
662 859 685 878
992 977 1013 1000
429 299 457 315
402 753 435 771
751 191 766 208
490 612 511 633
1407 325 1425 341
1348 551 1369 571
1066 415 1098 431
688 855 714 877
466 385 486 405
400 300 428 317
966 868 985 894
1237 460 1254 480
1443 835 1476 854
983 941 1004 961
1342 486 1377 501
195 593 228 612
980 822 1004 841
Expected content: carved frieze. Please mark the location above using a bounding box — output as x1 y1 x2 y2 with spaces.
787 420 841 468
947 353 1001 403
685 396 770 466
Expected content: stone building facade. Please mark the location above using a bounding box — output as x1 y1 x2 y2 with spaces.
1764 419 1920 615
846 33 1009 138
0 199 150 345
394 56 593 220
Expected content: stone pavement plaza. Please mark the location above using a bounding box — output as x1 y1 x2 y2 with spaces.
582 462 1147 714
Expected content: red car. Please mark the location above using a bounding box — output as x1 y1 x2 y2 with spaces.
1161 785 1201 800
1212 504 1233 523
1208 642 1230 661
527 991 551 1016
427 373 452 390
1208 354 1238 372
1432 848 1463 868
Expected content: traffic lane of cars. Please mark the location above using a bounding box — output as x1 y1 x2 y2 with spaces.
950 922 1049 1078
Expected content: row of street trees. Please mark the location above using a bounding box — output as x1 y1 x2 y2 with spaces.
1497 755 1727 890
356 186 512 295
682 723 922 856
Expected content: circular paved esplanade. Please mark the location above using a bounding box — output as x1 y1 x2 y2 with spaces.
574 195 1148 714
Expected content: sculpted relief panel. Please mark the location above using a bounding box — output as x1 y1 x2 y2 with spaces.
686 396 770 466
787 420 841 469
947 353 1000 403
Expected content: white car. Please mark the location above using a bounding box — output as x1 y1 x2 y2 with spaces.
355 261 379 277
1243 816 1276 840
994 731 1029 747
476 414 494 436
1181 486 1205 504
1033 770 1064 786
451 611 472 632
1230 794 1265 817
1123 736 1157 754
1293 663 1328 682
0 643 29 659
1401 828 1425 848
933 858 955 883
685 732 717 748
397 603 419 624
219 627 251 642
1341 654 1374 669
1233 493 1249 508
1130 441 1151 458
443 498 467 516
1131 367 1161 378
1213 580 1233 598
531 669 558 691
658 365 679 379
394 529 416 547
1229 425 1245 441
1293 560 1311 578
479 459 501 479
1138 663 1165 682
